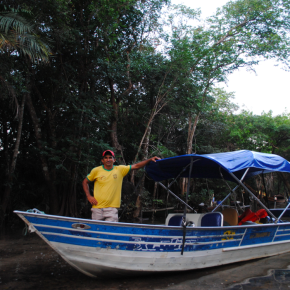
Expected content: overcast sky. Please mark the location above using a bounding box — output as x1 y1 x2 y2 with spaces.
170 0 289 116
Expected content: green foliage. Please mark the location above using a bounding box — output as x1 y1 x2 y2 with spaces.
1 0 290 223
140 189 153 209
0 6 52 62
189 188 214 205
153 199 164 207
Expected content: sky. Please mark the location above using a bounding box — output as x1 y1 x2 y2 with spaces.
171 0 289 116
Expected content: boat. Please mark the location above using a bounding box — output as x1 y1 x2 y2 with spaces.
14 150 290 277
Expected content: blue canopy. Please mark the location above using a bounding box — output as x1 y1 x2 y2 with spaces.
145 150 290 183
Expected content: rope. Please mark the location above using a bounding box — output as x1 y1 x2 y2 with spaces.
181 217 187 255
26 208 45 214
22 224 28 236
22 209 45 235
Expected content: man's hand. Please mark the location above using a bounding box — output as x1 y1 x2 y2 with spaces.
131 156 161 170
82 178 98 206
150 156 161 162
87 195 98 206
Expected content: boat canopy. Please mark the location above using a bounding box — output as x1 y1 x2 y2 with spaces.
145 150 290 183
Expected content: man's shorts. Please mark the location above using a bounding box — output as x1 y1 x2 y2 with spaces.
91 207 118 222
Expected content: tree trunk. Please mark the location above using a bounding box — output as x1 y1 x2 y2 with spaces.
133 123 152 218
25 90 59 214
187 113 200 155
130 115 155 184
0 94 26 224
108 77 126 165
181 113 200 194
57 163 78 217
278 173 290 198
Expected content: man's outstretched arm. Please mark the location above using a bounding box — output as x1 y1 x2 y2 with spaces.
131 156 160 170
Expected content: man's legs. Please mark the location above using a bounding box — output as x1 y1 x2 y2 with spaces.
103 208 118 222
91 208 104 220
91 208 118 222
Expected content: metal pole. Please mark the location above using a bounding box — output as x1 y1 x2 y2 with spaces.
168 164 190 188
181 157 194 256
212 168 249 212
184 157 194 214
168 159 200 189
228 171 278 221
158 182 193 211
212 185 239 212
275 201 290 223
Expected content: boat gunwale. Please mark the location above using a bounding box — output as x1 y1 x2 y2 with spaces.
14 210 290 231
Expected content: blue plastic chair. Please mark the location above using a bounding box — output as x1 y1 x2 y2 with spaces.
168 215 183 226
201 212 223 227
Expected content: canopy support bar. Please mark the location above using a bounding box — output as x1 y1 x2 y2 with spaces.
157 182 193 211
276 201 290 223
212 185 239 212
168 159 200 189
181 157 194 255
168 164 190 188
228 171 278 221
212 168 250 212
185 157 194 209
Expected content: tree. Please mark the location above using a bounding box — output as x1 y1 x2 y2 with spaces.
0 6 52 224
166 0 290 157
0 7 51 61
2 0 290 224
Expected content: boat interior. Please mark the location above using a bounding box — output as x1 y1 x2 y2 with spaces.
165 209 284 227
165 208 240 227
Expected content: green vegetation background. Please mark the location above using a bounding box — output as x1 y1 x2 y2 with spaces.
1 0 290 227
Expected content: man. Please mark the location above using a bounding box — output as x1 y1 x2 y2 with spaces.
82 150 160 222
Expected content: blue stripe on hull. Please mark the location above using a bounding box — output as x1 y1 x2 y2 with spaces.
43 233 242 252
274 234 290 242
35 225 244 244
274 224 290 242
240 226 277 246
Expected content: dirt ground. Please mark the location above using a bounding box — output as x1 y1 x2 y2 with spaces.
2 229 290 290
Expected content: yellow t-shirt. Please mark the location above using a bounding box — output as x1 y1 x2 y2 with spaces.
86 165 131 208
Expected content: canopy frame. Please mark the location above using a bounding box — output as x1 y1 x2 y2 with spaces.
276 201 290 223
158 182 193 211
211 168 250 213
181 157 194 255
228 170 278 221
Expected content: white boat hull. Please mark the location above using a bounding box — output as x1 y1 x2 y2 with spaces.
15 211 290 277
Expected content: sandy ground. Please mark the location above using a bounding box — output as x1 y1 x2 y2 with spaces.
1 230 290 290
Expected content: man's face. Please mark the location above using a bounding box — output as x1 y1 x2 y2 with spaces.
101 154 115 168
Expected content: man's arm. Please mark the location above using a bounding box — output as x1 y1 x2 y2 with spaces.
131 156 160 170
82 178 98 206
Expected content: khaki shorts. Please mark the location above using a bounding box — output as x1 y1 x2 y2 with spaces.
91 207 118 222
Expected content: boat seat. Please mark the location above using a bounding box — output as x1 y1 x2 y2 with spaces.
168 215 183 226
221 208 238 226
166 213 205 226
201 212 223 227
